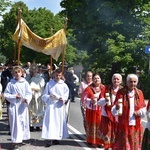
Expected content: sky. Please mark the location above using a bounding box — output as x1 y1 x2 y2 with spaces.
11 0 63 15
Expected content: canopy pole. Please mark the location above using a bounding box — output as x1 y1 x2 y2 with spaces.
17 8 22 66
50 55 52 75
50 27 54 76
62 44 66 73
14 43 17 62
62 17 68 73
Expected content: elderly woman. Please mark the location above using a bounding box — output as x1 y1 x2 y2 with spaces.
78 71 93 132
111 74 146 150
82 73 104 148
97 73 122 149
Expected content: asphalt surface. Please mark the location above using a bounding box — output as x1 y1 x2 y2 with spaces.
0 102 83 150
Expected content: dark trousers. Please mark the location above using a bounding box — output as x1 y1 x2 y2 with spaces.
67 83 76 101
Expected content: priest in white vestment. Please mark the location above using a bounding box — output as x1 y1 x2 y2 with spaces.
4 66 32 150
41 68 69 147
25 64 45 130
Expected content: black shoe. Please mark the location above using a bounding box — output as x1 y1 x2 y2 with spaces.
36 127 42 131
45 141 53 147
71 100 75 102
30 126 34 132
53 140 60 145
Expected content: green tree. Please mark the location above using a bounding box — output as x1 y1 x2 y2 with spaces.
0 0 11 63
133 2 150 98
0 0 11 16
60 0 149 80
0 1 29 63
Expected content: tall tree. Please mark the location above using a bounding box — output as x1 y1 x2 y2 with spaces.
0 0 11 63
60 0 149 82
0 0 11 16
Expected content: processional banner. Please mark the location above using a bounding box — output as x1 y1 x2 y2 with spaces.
12 19 67 61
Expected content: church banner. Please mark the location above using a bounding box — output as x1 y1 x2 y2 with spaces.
12 19 67 61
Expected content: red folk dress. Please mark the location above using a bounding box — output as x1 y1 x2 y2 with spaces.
98 85 122 149
112 87 146 150
82 83 104 146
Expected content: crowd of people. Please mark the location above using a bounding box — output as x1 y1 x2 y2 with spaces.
78 72 150 150
0 60 150 150
0 60 78 150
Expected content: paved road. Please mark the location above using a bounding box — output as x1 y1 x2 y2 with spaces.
0 98 148 150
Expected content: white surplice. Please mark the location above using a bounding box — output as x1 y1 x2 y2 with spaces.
4 77 32 143
41 79 69 140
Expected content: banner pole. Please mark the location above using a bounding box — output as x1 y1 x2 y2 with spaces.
17 8 22 66
14 8 21 63
62 44 66 73
14 43 17 62
50 27 54 76
62 17 68 73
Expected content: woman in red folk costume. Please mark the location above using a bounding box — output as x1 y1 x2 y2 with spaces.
82 73 104 148
111 74 146 150
97 73 122 150
78 71 93 132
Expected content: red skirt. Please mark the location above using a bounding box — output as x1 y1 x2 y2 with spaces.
99 116 116 148
114 125 143 150
86 107 103 145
